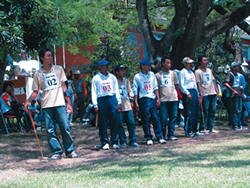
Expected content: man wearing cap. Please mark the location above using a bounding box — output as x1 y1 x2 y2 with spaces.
224 62 247 130
178 57 204 138
155 57 179 140
114 64 141 148
195 56 220 133
91 59 122 150
133 59 166 145
72 70 87 121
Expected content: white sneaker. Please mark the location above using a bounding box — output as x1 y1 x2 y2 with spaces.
102 144 110 150
158 139 166 144
112 144 120 149
147 140 153 145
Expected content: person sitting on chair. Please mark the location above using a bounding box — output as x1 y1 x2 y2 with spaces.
0 82 32 133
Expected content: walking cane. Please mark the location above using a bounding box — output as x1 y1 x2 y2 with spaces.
200 102 208 134
28 109 48 160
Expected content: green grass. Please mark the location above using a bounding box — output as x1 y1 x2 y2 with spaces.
1 135 250 188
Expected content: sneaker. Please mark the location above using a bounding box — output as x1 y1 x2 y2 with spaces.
179 122 185 127
67 151 81 158
200 129 209 134
147 140 153 145
158 139 166 144
186 133 194 138
112 144 120 149
48 154 63 161
129 142 141 147
102 143 110 150
239 126 248 130
121 143 128 148
209 129 220 133
168 136 178 141
194 132 204 136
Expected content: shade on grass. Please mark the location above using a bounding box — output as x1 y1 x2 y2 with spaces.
1 135 250 188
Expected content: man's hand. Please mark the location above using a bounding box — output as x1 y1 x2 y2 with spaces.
66 104 73 114
118 104 122 112
157 99 161 107
135 102 139 111
24 101 29 112
233 90 239 96
187 94 192 100
94 107 99 114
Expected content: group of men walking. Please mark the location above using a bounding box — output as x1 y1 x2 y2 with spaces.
91 56 223 150
23 48 246 160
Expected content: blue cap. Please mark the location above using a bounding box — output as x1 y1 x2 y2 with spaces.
98 60 111 67
230 62 240 68
139 59 153 67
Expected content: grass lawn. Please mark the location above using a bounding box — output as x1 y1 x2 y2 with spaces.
1 133 250 188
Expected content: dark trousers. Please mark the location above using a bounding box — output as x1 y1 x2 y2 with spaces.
73 92 85 120
139 97 164 140
98 95 119 145
182 89 199 135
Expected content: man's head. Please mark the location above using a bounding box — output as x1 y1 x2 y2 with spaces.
198 56 208 68
231 62 241 72
114 64 127 78
39 48 52 65
161 56 171 71
98 60 111 74
182 57 194 70
140 59 153 72
73 70 81 79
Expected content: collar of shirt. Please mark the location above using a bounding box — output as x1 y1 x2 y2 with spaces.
139 71 151 79
98 71 110 80
40 65 54 73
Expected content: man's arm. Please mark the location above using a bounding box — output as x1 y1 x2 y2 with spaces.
24 91 39 111
62 81 73 114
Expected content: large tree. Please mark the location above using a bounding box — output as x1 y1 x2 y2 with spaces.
136 0 250 69
0 0 55 94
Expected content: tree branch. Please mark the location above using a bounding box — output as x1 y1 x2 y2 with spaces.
199 3 250 46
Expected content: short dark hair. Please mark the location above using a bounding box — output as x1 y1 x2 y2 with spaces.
161 56 171 67
39 48 51 64
2 81 14 93
198 55 207 64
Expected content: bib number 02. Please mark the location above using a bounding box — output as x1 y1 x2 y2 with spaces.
47 78 57 86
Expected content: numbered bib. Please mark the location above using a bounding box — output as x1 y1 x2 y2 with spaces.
44 72 61 91
160 71 174 88
233 76 240 87
39 66 61 91
119 79 128 99
202 72 213 85
100 81 113 95
142 82 153 94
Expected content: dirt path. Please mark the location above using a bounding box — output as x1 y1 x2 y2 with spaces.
0 119 249 182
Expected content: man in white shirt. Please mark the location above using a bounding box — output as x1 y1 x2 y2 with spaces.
133 59 166 145
178 57 204 138
91 59 122 150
